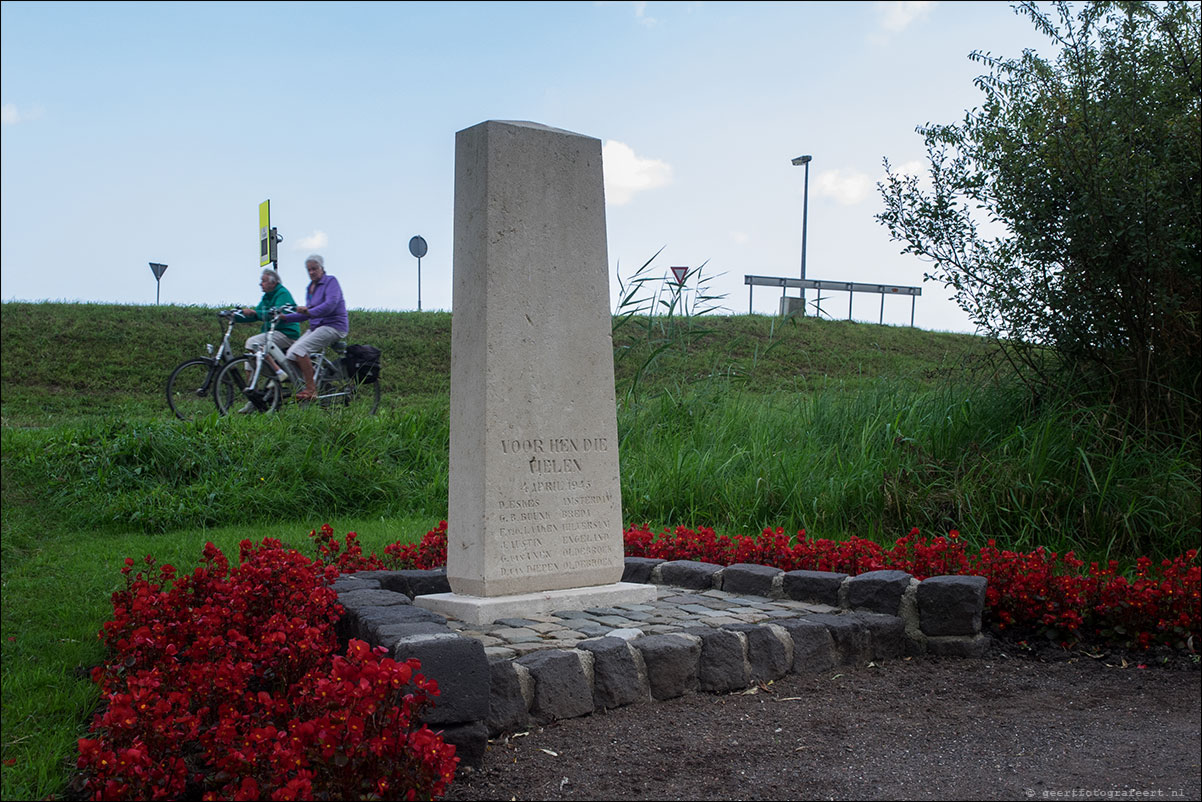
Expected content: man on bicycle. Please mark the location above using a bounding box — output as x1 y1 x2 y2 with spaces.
280 254 348 402
234 269 301 411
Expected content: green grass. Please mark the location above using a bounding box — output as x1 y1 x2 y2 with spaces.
0 511 436 802
2 300 1197 800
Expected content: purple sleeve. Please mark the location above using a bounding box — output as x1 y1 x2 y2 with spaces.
306 276 344 319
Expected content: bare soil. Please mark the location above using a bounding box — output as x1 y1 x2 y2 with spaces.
444 642 1201 802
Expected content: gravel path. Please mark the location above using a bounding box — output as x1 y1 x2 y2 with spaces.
443 648 1201 801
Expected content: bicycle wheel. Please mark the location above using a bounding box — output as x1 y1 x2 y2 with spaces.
166 358 220 421
316 360 381 415
214 356 283 415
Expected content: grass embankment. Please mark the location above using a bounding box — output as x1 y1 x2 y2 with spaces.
2 301 1198 800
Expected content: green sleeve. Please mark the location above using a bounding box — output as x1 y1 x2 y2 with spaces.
275 287 297 308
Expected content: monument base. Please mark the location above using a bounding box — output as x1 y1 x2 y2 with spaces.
414 582 658 627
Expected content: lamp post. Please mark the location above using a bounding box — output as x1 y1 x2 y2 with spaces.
791 154 812 314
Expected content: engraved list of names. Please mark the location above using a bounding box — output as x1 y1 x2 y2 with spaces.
492 434 623 583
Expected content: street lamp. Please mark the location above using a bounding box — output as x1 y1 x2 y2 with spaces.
791 154 812 314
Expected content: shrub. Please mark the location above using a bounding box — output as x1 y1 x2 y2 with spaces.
78 539 458 801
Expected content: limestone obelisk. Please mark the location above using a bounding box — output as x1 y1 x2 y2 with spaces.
416 120 655 625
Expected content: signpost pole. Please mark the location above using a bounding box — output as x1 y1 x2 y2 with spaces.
148 262 168 305
409 236 429 312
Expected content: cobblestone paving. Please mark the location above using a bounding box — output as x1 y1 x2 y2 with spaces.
442 586 840 659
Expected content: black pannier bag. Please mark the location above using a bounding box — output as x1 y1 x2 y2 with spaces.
343 344 381 383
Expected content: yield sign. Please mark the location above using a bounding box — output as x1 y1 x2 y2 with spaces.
670 265 688 285
149 262 168 280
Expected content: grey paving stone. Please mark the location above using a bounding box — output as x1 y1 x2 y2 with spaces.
720 563 783 597
615 610 654 622
338 588 414 609
846 569 914 616
486 658 529 738
606 628 645 640
853 612 907 660
516 649 594 724
354 605 448 643
775 618 837 673
552 610 594 620
725 623 790 683
440 721 489 769
918 575 987 636
332 575 381 592
483 645 517 660
528 622 568 634
686 626 748 693
657 560 724 590
635 633 701 700
390 634 488 725
622 557 663 584
492 627 544 644
573 621 611 637
782 570 848 606
578 637 647 710
584 607 627 616
806 613 872 666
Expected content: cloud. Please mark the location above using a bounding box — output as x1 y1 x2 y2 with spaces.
597 1 659 27
294 230 329 250
633 1 658 27
1 103 44 126
882 159 933 191
875 1 934 33
603 140 672 206
814 169 874 205
891 159 926 177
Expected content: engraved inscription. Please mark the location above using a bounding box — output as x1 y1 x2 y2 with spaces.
493 432 619 579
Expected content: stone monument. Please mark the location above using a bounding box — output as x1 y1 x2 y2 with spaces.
415 120 656 625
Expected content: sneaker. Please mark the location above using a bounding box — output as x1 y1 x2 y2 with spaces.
237 402 256 414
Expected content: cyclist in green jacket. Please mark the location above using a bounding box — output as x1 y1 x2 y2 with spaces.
233 268 301 411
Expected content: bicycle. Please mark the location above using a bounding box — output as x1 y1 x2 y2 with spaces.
165 308 242 421
212 306 381 416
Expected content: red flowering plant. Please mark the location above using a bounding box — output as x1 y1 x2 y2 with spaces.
78 538 458 801
307 521 450 573
621 524 1200 652
313 519 1197 650
382 521 450 570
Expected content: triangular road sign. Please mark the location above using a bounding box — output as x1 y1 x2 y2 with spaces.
149 262 168 280
670 265 688 284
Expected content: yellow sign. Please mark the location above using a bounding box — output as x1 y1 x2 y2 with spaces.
259 200 271 266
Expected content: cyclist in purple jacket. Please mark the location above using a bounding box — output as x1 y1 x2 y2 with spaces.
280 254 349 401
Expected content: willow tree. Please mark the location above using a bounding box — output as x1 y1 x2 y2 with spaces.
878 1 1200 436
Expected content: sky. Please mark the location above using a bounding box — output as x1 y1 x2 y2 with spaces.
2 1 1058 333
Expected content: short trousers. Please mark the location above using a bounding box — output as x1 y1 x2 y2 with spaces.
244 330 295 354
286 325 348 360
